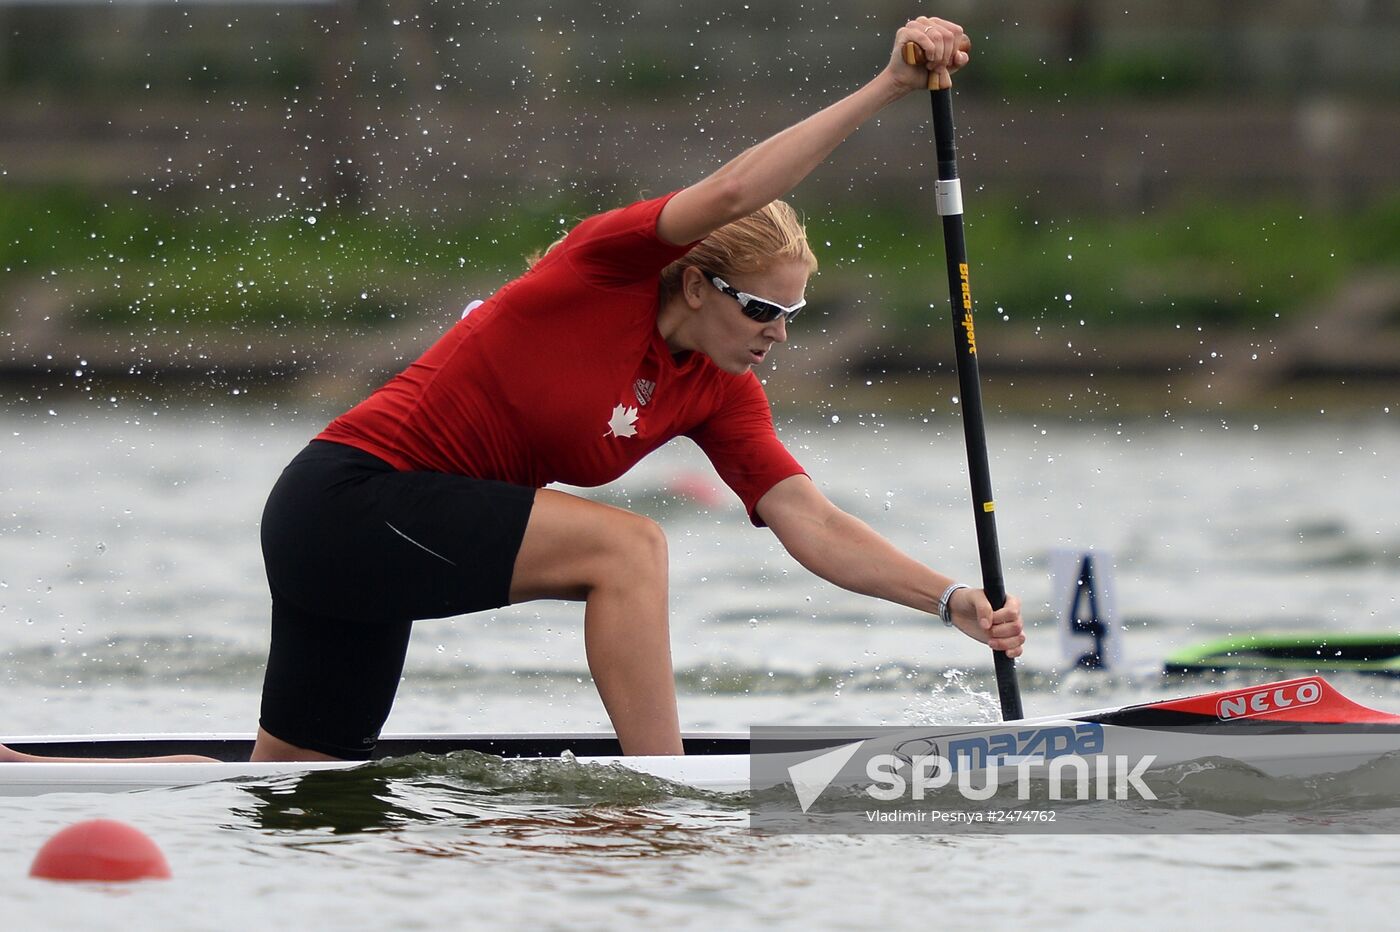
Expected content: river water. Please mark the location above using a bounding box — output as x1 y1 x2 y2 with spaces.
2 397 1398 927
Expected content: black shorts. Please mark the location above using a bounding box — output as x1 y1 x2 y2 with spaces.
258 440 535 759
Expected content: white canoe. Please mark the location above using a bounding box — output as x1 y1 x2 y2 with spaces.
5 676 1400 797
0 732 760 797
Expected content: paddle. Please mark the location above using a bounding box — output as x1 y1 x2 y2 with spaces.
903 40 1024 720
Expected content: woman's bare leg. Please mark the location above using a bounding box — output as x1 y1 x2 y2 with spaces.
508 490 682 755
250 728 343 762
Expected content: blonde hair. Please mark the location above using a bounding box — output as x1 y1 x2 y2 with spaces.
659 200 817 301
525 233 568 270
526 200 818 294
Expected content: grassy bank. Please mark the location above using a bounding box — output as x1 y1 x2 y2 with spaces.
3 187 1397 332
816 196 1400 329
0 188 577 329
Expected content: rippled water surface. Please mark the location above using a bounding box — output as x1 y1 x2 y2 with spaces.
2 402 1398 926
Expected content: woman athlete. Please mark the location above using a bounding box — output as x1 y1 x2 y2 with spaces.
1 15 1023 766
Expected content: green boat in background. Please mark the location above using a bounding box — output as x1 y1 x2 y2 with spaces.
1165 633 1400 678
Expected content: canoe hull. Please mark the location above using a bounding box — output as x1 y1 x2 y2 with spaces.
6 723 1399 797
7 677 1399 797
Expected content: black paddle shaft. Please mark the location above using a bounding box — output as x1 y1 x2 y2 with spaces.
926 86 1024 721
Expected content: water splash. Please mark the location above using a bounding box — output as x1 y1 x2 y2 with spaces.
899 668 1002 724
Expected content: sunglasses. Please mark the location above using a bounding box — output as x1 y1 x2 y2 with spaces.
704 272 806 324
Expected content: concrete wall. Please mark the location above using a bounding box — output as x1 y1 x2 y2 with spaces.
1 0 1397 213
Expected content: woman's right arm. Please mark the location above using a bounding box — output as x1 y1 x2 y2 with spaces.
655 16 970 247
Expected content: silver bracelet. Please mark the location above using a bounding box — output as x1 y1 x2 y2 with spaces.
938 583 969 627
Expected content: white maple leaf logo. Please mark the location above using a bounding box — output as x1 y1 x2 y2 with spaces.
604 403 640 438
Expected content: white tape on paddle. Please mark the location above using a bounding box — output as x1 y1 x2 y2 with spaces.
935 178 963 216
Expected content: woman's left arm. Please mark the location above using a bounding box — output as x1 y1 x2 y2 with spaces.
755 474 1025 656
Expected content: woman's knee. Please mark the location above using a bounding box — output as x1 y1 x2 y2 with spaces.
616 512 668 579
580 509 667 592
511 493 669 600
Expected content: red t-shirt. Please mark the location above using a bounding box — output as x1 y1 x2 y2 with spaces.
317 192 805 524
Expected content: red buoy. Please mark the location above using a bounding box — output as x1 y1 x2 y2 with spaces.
30 819 171 882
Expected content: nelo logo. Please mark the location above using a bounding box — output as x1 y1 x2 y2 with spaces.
1216 679 1323 720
